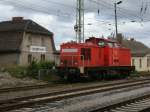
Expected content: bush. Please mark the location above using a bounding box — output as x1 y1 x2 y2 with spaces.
40 61 55 69
5 61 60 82
27 60 55 79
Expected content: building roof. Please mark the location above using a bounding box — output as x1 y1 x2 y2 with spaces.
132 51 150 57
109 33 150 57
122 39 150 57
0 17 55 53
122 39 149 53
0 18 53 36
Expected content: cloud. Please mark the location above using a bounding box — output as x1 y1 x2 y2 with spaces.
30 13 76 49
0 0 149 49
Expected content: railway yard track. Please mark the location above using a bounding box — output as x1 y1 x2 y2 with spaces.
0 84 51 93
1 77 150 112
89 93 150 112
0 76 149 94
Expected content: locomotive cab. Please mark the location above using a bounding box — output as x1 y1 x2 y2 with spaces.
60 42 93 75
59 40 105 79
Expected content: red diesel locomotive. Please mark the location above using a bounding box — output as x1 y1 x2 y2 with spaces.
58 37 135 80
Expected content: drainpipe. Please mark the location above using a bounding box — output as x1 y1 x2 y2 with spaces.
19 21 31 65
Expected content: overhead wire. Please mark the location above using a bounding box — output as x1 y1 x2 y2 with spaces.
88 0 142 21
0 0 75 18
1 0 144 24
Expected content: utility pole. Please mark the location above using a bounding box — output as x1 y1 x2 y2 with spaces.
114 1 122 39
114 3 118 38
74 0 84 43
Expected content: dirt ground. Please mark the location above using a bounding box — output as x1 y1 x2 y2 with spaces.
0 71 149 89
0 72 46 88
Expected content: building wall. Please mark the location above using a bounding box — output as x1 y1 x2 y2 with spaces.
0 53 19 66
0 31 23 51
0 31 23 66
53 54 60 66
131 54 150 72
19 32 55 66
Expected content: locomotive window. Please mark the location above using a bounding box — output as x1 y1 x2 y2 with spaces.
98 41 105 46
108 42 113 47
114 43 119 48
81 48 91 60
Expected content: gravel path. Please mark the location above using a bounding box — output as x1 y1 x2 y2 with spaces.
0 72 46 88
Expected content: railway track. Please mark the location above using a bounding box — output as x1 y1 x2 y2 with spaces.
1 78 150 112
0 79 137 94
0 76 149 94
140 106 150 112
0 84 51 93
88 92 150 112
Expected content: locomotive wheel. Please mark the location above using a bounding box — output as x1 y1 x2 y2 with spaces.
87 70 105 80
64 74 81 82
88 71 99 80
64 75 69 81
64 75 74 82
119 70 130 78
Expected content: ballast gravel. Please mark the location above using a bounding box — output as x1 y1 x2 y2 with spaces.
10 83 150 112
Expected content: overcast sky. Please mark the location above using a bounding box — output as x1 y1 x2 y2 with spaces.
0 0 150 49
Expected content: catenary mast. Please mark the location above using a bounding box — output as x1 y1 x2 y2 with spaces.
75 0 84 43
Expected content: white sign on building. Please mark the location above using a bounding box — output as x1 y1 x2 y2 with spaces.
30 46 47 53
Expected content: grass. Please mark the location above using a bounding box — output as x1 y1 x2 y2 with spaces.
3 61 62 82
5 66 27 78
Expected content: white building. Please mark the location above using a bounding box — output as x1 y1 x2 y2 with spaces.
120 35 150 72
0 17 56 66
131 52 150 72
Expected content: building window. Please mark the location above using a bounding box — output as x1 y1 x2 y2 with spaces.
28 36 32 45
139 58 142 68
41 54 45 62
41 37 45 46
147 57 150 67
28 54 32 64
132 59 135 66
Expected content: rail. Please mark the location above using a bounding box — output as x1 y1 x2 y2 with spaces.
1 78 150 111
88 93 150 112
0 84 51 93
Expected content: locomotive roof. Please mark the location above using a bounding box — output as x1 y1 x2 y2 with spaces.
62 37 117 45
61 37 122 48
86 37 117 43
61 41 98 47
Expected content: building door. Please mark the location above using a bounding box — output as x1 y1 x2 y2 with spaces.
41 54 45 62
28 54 32 64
